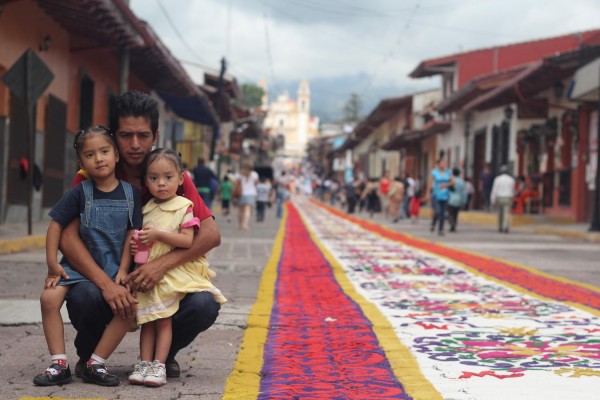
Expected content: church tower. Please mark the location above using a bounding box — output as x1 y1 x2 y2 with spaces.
258 79 268 112
296 80 311 155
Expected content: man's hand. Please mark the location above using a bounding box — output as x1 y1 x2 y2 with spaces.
125 259 166 293
101 280 137 320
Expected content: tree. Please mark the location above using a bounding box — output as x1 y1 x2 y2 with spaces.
239 83 265 108
343 93 362 123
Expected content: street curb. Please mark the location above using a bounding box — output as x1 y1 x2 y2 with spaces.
534 226 600 243
0 235 45 254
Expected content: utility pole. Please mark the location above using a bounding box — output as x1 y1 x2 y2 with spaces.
589 63 600 231
210 57 226 162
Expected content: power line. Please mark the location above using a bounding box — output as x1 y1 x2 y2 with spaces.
261 0 382 55
360 0 422 99
263 8 281 94
156 0 205 63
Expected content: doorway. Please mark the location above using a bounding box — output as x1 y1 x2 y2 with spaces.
473 129 487 209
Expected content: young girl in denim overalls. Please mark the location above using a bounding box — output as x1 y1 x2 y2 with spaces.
34 125 142 387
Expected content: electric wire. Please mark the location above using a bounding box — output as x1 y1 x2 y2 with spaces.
155 0 206 63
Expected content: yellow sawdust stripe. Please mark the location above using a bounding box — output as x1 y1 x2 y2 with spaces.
297 205 444 400
20 398 106 400
222 208 287 399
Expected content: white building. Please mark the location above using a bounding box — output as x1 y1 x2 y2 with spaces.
262 80 319 158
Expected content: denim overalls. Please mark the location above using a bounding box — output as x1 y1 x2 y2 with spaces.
59 180 134 285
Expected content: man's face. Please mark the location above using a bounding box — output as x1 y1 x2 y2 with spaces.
114 116 157 167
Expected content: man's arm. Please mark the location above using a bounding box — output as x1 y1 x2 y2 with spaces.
60 220 136 320
126 216 221 292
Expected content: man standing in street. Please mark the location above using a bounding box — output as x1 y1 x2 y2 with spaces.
193 158 218 210
490 164 515 233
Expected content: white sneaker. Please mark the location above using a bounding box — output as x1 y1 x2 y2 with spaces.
143 360 167 387
128 360 152 385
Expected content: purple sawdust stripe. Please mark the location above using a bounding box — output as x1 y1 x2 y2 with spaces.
258 205 412 399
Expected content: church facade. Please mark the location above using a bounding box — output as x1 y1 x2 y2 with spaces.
262 80 319 158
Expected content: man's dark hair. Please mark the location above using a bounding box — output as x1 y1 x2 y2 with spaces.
452 167 461 177
109 91 159 138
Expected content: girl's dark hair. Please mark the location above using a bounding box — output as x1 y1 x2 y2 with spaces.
73 125 116 157
142 148 184 178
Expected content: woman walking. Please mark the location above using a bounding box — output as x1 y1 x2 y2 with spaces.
427 158 454 236
237 162 259 230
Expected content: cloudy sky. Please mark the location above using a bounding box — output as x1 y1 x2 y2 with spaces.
130 0 599 120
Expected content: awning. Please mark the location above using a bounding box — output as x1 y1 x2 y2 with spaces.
381 121 449 150
438 67 525 114
569 57 600 102
463 45 600 111
158 91 218 126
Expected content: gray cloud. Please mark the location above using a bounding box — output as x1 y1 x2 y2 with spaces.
131 0 598 120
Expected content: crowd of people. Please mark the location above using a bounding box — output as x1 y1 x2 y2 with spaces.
310 160 526 236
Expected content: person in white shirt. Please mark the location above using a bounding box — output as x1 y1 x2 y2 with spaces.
255 176 271 222
490 165 515 233
237 162 259 230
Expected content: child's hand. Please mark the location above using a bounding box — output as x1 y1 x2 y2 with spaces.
137 226 159 244
115 271 129 288
45 262 69 289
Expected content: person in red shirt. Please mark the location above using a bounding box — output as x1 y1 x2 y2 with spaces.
378 170 392 219
61 91 221 380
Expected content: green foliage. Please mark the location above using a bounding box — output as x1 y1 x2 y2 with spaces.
343 93 362 122
238 83 265 108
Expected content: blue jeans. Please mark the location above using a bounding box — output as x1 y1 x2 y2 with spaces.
66 281 221 361
199 191 213 210
432 199 448 233
276 189 289 218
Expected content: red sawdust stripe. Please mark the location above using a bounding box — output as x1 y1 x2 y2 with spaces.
313 200 600 311
257 204 412 399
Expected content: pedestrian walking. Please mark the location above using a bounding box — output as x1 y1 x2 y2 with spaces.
276 171 293 219
490 164 515 233
218 175 233 222
34 125 143 387
388 177 405 223
379 170 392 219
345 177 359 214
256 176 271 222
409 185 422 224
448 168 467 232
128 149 227 387
192 158 218 210
360 178 381 218
464 177 474 210
65 90 222 381
237 162 259 230
402 173 415 220
427 158 454 236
